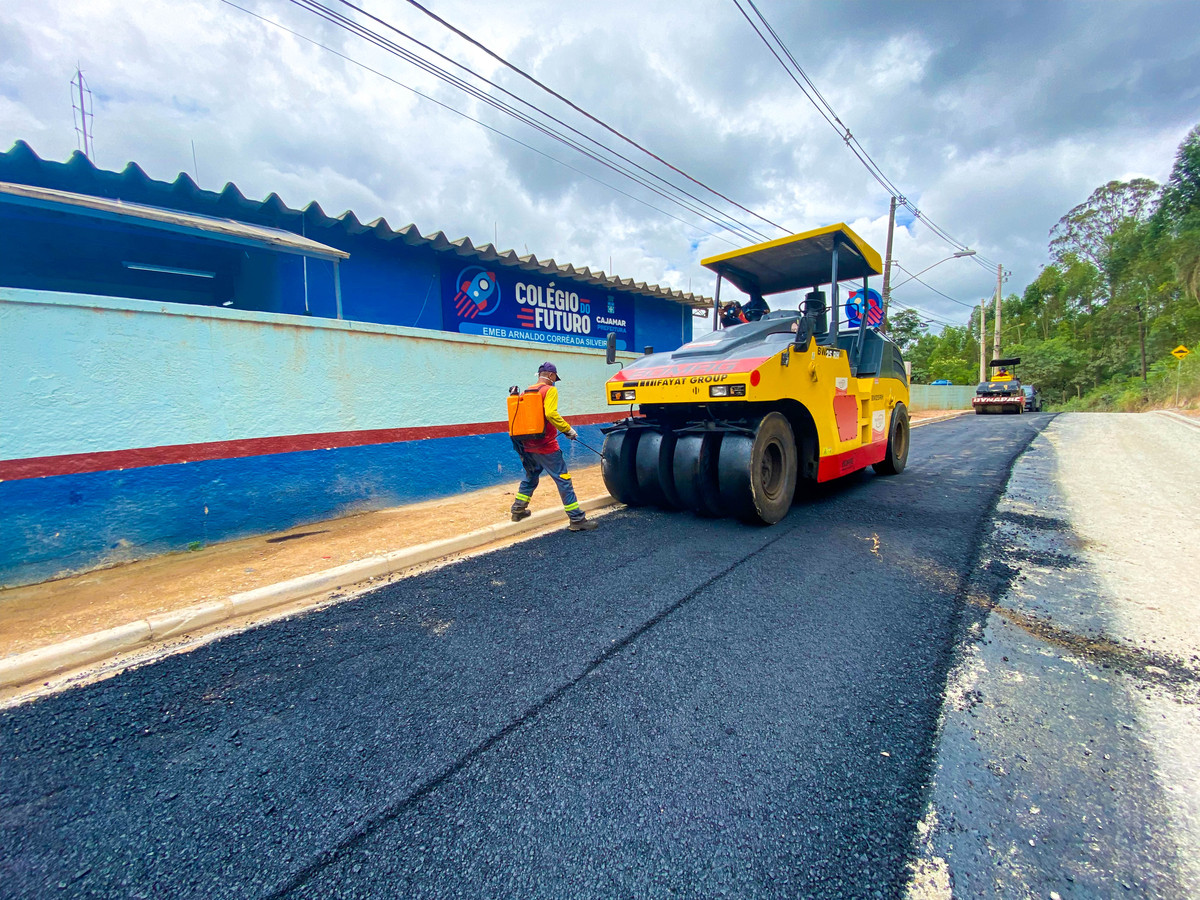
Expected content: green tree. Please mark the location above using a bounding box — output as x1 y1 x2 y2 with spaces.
911 123 1200 411
1050 179 1158 308
1174 224 1200 303
1050 178 1159 272
1152 124 1200 304
887 307 926 354
1020 336 1086 403
1153 124 1200 228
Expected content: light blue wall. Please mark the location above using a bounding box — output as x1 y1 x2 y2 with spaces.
1 288 630 461
908 384 977 411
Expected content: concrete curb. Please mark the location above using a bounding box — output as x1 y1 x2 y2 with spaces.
1156 409 1200 431
0 495 617 692
911 410 970 426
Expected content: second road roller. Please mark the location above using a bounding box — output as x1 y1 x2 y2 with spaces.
600 224 911 525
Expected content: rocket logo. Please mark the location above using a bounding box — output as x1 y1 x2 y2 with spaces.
845 289 883 328
453 266 499 319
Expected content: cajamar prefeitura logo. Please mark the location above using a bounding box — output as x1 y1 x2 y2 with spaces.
453 267 499 319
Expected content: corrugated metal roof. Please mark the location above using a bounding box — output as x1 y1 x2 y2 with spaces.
0 181 349 260
0 141 711 309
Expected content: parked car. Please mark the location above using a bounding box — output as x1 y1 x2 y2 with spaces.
1023 384 1041 411
930 379 952 385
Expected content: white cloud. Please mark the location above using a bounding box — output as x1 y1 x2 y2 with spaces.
1 0 1197 331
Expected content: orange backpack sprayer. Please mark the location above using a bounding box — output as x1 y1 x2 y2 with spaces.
507 386 546 441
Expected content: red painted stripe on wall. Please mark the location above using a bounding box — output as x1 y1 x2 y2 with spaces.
0 411 629 482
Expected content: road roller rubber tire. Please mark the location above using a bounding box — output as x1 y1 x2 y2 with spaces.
793 429 818 503
672 432 724 517
717 412 797 524
634 430 681 509
873 403 909 475
601 427 643 506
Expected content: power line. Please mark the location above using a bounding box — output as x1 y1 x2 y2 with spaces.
304 0 769 243
733 0 1001 274
891 265 980 311
387 0 791 236
219 0 743 248
283 0 758 244
889 301 961 330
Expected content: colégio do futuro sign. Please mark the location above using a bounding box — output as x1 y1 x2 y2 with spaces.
441 262 634 350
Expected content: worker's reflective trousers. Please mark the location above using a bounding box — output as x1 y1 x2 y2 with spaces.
511 443 585 522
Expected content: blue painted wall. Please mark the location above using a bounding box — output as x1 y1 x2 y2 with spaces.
1 426 610 586
635 293 692 354
0 140 705 348
0 200 690 349
334 237 443 330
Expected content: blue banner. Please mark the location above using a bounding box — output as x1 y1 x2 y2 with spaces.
441 263 634 350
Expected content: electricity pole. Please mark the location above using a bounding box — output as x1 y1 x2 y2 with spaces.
1138 302 1148 383
979 300 987 383
880 195 897 332
992 263 1003 362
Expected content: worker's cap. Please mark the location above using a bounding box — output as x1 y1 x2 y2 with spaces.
538 361 560 381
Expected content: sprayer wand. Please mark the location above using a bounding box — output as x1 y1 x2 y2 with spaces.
573 437 604 457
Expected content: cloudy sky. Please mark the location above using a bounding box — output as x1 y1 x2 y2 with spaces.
2 0 1198 330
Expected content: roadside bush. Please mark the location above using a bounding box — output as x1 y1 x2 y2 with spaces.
1049 355 1199 411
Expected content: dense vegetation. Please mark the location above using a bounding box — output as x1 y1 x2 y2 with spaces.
895 124 1200 410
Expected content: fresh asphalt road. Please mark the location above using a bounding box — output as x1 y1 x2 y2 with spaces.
0 413 1050 899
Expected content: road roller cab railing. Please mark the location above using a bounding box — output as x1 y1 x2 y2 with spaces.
601 223 911 525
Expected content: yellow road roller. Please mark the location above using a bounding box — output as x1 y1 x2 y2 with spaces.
601 224 910 524
972 357 1025 414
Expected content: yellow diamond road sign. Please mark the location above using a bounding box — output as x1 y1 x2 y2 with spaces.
1172 345 1190 360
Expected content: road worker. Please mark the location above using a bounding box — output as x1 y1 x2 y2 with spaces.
510 361 598 532
743 291 770 321
720 301 749 327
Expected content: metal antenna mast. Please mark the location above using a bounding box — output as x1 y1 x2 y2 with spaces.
71 67 95 161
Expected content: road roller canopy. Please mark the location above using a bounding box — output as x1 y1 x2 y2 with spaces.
701 224 883 297
700 225 883 296
987 357 1021 383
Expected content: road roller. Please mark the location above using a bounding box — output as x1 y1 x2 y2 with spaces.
972 358 1025 414
600 224 910 525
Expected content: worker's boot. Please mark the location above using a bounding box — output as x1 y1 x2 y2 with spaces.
510 502 531 522
567 516 597 532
